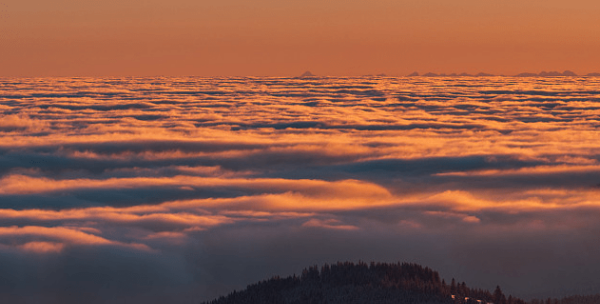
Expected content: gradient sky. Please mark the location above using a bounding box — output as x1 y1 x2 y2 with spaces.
2 0 600 76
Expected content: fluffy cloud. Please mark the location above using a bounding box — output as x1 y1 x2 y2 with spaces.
1 76 600 303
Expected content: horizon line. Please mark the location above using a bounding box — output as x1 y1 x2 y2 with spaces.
3 70 600 78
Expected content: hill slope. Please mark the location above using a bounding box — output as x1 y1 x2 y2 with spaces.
202 261 527 304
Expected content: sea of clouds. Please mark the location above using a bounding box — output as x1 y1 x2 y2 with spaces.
1 76 600 303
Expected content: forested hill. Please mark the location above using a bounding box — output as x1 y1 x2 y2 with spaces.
201 261 527 304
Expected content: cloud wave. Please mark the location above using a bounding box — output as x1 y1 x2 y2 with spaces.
1 76 600 303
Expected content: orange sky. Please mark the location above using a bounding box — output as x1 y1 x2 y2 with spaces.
1 0 600 76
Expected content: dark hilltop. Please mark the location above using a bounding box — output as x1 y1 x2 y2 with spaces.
202 261 522 304
201 261 600 304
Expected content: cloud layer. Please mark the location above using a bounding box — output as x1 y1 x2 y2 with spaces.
1 76 600 303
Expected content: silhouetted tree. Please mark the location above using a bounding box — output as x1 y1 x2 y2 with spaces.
451 279 457 295
494 286 507 304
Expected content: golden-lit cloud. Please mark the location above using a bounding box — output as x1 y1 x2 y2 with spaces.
2 77 600 303
302 219 359 231
19 241 65 254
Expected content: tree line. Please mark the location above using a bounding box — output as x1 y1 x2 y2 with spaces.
201 261 528 304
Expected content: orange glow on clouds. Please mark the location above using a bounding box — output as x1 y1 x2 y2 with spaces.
19 241 65 254
1 76 600 302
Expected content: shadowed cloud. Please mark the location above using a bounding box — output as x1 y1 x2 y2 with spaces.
1 76 600 303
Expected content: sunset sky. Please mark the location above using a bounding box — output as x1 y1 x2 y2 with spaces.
2 0 600 76
2 1 600 304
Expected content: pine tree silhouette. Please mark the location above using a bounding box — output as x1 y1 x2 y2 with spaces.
201 262 528 304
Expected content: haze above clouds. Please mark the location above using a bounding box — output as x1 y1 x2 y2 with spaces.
1 0 600 76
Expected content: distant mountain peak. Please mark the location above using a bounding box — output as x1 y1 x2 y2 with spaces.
300 71 315 77
412 72 496 77
516 70 578 77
